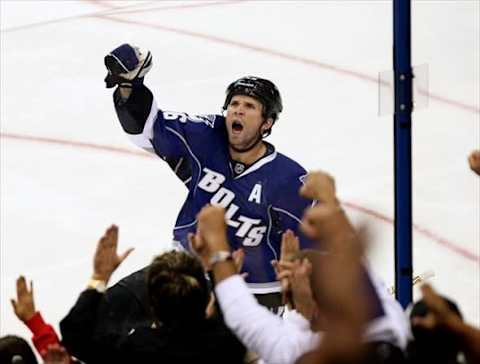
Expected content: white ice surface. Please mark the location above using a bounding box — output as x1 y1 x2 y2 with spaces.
1 0 478 341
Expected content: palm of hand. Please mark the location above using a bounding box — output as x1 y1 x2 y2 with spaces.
11 276 35 322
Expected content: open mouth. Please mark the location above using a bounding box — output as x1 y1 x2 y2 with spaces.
232 121 244 133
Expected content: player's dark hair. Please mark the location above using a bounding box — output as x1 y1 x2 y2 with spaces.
0 335 38 364
146 251 210 329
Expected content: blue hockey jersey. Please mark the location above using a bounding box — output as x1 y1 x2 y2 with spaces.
115 86 313 294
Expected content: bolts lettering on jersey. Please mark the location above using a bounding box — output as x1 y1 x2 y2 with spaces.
225 205 240 228
198 168 225 192
198 168 266 246
211 187 235 207
236 216 261 237
243 226 268 246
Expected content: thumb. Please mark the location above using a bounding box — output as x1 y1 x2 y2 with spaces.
119 247 135 263
189 232 204 253
10 299 17 312
188 232 197 251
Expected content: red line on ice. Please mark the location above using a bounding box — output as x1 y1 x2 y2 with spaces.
342 202 479 263
2 132 478 264
2 1 478 114
0 132 153 158
92 13 479 114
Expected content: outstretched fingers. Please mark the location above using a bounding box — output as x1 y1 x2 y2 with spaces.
93 225 133 282
119 247 135 264
232 248 245 274
280 229 300 261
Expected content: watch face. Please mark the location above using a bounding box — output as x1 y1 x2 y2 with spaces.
209 251 233 266
95 282 107 293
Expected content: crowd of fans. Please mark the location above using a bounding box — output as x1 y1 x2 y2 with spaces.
1 150 479 364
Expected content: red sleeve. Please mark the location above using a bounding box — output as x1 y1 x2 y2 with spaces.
25 312 61 356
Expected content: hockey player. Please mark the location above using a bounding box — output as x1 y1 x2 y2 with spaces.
104 44 313 309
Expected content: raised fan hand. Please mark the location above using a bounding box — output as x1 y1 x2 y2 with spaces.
272 229 300 305
468 149 480 176
11 276 36 323
43 343 71 364
289 258 317 321
92 225 134 283
299 170 338 205
191 206 229 253
411 284 458 330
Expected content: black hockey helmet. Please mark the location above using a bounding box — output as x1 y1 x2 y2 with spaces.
223 76 283 136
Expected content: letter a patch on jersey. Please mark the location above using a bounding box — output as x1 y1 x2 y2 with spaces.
248 183 262 204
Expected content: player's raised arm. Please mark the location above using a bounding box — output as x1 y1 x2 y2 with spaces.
104 43 222 187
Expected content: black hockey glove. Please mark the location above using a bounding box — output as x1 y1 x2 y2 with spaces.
104 44 152 88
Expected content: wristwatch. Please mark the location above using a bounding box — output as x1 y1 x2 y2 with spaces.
208 250 233 267
87 278 107 293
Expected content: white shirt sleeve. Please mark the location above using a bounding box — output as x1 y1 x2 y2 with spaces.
215 275 321 364
283 309 312 330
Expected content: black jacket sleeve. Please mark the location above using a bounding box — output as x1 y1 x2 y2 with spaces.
60 289 119 364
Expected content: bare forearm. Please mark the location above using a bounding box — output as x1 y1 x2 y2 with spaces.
295 299 316 322
118 86 132 100
212 261 237 284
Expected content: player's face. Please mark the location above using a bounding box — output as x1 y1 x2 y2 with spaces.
225 95 271 151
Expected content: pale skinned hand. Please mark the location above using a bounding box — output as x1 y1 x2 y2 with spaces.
274 258 317 316
232 248 246 276
272 229 300 302
272 259 295 305
190 230 244 274
92 225 134 283
190 206 230 261
188 232 208 269
468 150 480 176
301 203 352 246
274 260 296 283
42 343 70 364
299 170 356 246
280 229 300 262
289 258 317 321
11 276 36 322
300 171 338 205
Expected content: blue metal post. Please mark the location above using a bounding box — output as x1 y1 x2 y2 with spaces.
393 0 413 308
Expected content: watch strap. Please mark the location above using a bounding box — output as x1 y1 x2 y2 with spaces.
208 251 233 267
87 278 107 293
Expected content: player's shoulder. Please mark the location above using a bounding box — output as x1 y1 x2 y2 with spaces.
272 151 307 178
264 150 307 190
